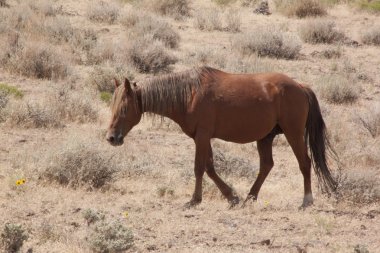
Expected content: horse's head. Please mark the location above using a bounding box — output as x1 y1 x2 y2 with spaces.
106 78 141 146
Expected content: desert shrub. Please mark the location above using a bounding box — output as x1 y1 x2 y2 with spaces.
5 100 61 128
150 0 191 20
43 16 74 44
52 88 99 123
29 0 58 16
3 41 69 79
69 28 98 64
300 20 345 44
0 91 8 120
318 74 359 104
87 0 119 24
361 25 380 45
86 66 133 93
320 47 342 59
213 149 256 178
275 0 327 18
338 169 380 204
131 16 180 49
0 83 23 98
194 8 223 31
241 0 260 6
234 27 301 59
119 8 140 28
1 223 28 253
225 9 241 32
358 104 380 138
43 142 119 189
89 220 134 253
186 47 226 68
0 0 9 7
83 209 106 226
87 39 116 65
126 37 177 73
224 56 275 73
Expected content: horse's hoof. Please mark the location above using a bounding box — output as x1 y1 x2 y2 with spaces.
228 196 240 209
183 199 201 209
242 195 257 208
299 194 314 210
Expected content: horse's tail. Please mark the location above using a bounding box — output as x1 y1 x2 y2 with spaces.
303 86 338 195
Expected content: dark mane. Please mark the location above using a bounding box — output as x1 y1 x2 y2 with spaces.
139 66 215 115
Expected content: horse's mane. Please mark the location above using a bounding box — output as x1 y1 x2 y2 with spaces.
139 66 216 115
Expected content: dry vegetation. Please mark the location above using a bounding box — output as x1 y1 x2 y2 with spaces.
0 0 380 252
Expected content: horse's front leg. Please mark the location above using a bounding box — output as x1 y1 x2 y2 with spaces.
184 130 210 208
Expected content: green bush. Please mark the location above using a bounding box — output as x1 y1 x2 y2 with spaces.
0 83 23 98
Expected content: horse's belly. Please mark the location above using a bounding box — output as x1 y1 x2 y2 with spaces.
213 109 276 143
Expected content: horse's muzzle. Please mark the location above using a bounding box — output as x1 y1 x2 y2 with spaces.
106 133 124 146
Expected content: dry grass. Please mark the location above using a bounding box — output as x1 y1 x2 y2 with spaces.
275 0 327 18
126 37 177 73
225 9 242 32
318 74 359 104
150 0 191 20
194 8 223 31
234 27 301 59
361 25 380 45
300 19 345 44
42 141 119 189
86 0 119 24
358 103 380 138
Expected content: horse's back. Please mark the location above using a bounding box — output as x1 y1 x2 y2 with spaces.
193 69 309 143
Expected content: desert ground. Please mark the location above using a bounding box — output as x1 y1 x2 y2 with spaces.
0 0 380 252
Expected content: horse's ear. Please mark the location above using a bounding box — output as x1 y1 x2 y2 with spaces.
124 78 132 95
114 78 120 88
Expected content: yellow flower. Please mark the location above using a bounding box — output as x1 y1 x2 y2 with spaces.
264 200 270 206
15 178 26 186
123 211 129 218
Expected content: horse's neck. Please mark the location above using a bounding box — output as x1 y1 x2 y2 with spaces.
138 89 186 126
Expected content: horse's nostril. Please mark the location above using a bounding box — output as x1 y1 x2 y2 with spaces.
107 136 115 143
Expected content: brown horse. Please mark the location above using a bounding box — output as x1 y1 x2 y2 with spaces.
106 67 337 208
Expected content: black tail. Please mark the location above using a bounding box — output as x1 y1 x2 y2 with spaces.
304 87 337 195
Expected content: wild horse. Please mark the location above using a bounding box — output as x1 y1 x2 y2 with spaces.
106 67 337 208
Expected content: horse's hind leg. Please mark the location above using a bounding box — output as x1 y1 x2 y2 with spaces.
284 132 313 208
206 144 239 207
244 133 275 204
